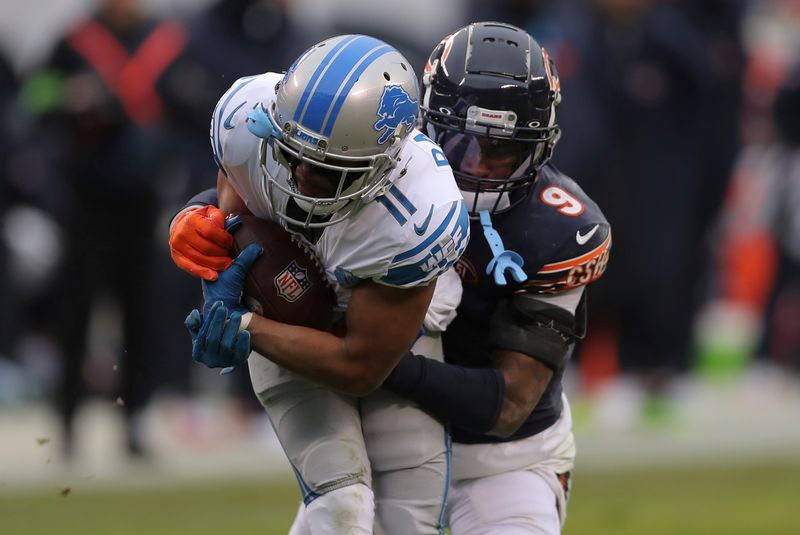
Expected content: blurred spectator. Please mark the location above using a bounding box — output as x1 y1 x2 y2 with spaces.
166 0 308 129
159 0 312 188
774 60 800 146
557 0 746 423
21 0 189 458
0 50 19 362
696 1 800 378
757 62 800 372
721 58 800 373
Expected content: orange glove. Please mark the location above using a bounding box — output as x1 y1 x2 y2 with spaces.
169 205 234 281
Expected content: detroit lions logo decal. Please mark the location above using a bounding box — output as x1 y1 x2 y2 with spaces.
374 85 418 144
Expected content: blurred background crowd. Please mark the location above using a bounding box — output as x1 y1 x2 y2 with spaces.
0 0 799 468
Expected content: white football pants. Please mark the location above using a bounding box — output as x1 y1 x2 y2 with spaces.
251 332 449 535
447 395 576 535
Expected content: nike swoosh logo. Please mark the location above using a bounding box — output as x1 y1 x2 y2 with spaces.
223 101 247 130
414 205 435 236
576 224 599 245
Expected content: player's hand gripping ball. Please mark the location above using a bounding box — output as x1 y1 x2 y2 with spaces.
169 205 234 280
229 214 334 331
185 241 263 369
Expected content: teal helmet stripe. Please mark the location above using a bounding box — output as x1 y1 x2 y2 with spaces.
293 35 358 124
299 35 389 133
322 44 393 136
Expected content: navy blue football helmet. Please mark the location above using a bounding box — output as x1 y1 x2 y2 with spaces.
422 22 561 215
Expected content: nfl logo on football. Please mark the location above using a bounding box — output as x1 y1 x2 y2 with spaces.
274 261 312 302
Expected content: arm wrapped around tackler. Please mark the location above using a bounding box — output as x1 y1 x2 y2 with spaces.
382 352 506 434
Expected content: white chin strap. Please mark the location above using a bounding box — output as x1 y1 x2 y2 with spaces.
461 189 511 213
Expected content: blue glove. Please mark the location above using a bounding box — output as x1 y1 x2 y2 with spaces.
186 242 263 369
185 302 251 369
200 242 262 318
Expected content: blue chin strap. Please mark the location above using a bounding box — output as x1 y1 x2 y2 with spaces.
479 210 527 286
246 103 282 140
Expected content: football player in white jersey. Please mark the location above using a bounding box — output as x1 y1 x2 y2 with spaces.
169 35 469 534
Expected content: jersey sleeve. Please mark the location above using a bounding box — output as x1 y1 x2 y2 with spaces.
207 73 282 218
379 198 470 288
524 222 612 294
209 75 261 176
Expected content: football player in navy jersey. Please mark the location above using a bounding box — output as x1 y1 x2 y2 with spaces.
379 22 612 534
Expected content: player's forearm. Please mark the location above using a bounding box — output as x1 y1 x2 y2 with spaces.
490 350 553 438
217 170 251 215
382 348 555 437
247 314 393 396
382 353 506 434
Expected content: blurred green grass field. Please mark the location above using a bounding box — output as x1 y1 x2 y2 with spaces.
2 459 798 535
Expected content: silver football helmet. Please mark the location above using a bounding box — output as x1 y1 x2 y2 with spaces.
258 34 420 228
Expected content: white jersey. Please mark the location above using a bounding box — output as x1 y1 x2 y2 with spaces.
210 73 469 319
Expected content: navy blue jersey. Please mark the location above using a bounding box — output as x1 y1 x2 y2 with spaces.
444 164 611 444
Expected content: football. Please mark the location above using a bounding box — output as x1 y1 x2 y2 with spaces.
228 214 334 331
